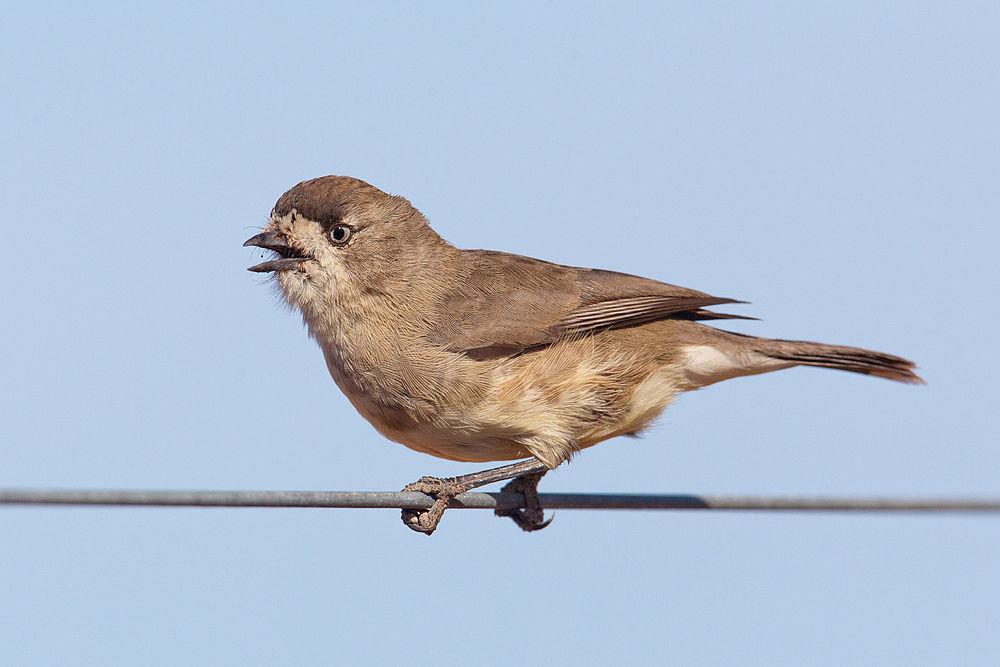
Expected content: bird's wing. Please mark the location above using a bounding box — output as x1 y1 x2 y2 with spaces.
427 250 751 355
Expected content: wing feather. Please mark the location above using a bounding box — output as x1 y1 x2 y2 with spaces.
559 296 744 334
427 250 751 354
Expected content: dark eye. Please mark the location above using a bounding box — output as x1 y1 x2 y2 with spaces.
329 224 352 245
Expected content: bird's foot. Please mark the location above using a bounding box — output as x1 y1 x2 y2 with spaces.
398 459 551 535
400 476 471 536
495 471 552 532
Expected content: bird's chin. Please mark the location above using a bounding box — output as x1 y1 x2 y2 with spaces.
247 257 311 273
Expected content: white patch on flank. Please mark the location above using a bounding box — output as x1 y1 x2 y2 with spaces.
628 368 678 420
615 366 682 438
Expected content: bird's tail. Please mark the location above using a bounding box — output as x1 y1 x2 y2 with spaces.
748 336 924 385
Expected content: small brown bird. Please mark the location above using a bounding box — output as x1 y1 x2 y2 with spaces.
244 175 922 535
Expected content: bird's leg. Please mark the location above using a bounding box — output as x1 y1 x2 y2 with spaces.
401 458 549 535
494 470 552 532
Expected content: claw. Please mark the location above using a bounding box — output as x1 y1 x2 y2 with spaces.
495 472 552 532
396 458 551 536
400 476 469 536
401 500 448 535
504 509 554 532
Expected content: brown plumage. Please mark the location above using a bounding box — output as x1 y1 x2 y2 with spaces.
245 175 922 534
427 249 753 355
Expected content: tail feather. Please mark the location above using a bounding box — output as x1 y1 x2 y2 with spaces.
753 338 924 385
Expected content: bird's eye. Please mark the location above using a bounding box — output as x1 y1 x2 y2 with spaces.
329 224 352 245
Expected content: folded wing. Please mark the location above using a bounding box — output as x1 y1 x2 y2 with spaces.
428 250 751 355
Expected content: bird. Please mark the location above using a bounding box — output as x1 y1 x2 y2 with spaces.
244 175 922 535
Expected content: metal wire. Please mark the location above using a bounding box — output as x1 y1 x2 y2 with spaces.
2 488 999 513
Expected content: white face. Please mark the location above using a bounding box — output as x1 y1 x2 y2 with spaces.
248 191 443 333
260 209 361 315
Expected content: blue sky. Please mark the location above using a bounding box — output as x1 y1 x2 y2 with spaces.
1 3 998 665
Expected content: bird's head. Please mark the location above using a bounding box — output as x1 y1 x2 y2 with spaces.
244 175 449 317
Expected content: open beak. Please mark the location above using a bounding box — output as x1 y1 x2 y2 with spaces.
243 231 310 273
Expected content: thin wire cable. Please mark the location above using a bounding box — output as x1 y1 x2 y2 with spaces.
1 488 999 513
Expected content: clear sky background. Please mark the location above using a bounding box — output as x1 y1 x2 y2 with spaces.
1 3 998 665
